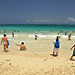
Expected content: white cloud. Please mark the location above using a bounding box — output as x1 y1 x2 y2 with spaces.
25 19 61 23
67 17 75 22
38 20 49 22
25 19 49 23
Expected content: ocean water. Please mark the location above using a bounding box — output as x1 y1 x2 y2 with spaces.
0 24 75 38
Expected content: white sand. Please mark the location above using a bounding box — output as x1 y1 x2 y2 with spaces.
0 35 75 75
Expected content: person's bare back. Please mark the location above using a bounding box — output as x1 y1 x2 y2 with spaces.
1 34 8 52
20 44 26 50
16 42 27 51
2 37 7 45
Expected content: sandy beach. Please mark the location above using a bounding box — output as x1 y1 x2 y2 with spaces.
0 0 75 74
0 35 75 75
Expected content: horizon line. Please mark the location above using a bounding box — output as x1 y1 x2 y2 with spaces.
0 24 75 25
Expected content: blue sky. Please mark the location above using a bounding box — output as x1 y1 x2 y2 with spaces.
0 0 75 24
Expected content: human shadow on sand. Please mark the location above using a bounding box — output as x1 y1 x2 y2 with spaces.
70 59 75 61
50 54 58 57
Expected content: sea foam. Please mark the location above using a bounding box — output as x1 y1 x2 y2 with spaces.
29 34 75 38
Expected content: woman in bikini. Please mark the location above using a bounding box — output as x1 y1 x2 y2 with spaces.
1 34 8 52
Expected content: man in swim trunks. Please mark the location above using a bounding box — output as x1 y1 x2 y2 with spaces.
1 34 8 52
16 42 27 51
70 44 75 60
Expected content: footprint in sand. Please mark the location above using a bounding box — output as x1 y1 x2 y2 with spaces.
9 63 12 65
1 62 5 63
51 57 53 59
35 53 39 56
43 58 49 61
5 59 11 61
43 59 47 61
71 65 75 67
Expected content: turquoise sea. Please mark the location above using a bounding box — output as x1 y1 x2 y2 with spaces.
0 24 75 38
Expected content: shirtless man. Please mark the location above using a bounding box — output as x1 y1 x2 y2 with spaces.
1 34 8 52
16 42 27 51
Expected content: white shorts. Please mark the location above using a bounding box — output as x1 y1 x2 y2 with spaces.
53 47 59 52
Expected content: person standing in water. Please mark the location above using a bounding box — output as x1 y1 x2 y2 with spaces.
35 33 38 40
12 31 14 37
1 34 8 52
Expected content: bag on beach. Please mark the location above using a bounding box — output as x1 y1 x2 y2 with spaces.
55 41 59 48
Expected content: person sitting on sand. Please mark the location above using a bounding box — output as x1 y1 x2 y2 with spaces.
16 42 27 51
1 34 8 52
53 36 61 56
68 33 71 40
70 44 75 60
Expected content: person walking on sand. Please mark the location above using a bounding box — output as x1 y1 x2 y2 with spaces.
1 34 8 52
70 44 75 60
53 36 61 56
68 33 71 40
16 42 27 51
35 33 38 40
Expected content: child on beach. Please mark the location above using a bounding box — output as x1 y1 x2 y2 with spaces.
53 36 61 56
70 44 75 60
16 42 27 51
